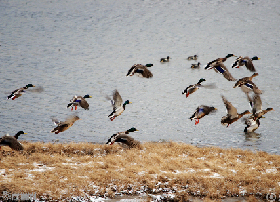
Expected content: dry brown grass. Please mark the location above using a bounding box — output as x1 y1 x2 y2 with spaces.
0 141 279 201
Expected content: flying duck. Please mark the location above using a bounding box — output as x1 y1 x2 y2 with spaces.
205 62 236 81
50 115 80 134
187 55 198 60
191 62 201 69
232 56 260 72
243 116 261 133
221 95 251 127
0 131 26 150
126 64 153 78
182 78 206 98
67 94 92 110
190 105 217 125
243 93 273 132
107 90 131 121
233 73 262 95
106 127 140 148
7 84 35 100
160 56 170 62
204 54 236 69
249 94 273 120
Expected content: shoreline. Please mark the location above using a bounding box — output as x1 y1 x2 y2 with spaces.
1 141 279 201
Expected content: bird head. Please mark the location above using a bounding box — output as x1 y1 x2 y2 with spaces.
226 54 236 58
124 100 132 105
251 56 260 60
26 84 35 88
127 127 138 133
83 94 92 98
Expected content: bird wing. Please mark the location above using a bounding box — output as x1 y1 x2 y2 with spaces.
243 56 256 72
136 65 153 78
222 96 238 118
112 90 123 110
126 65 137 76
184 84 197 94
231 56 242 68
252 94 262 114
64 115 79 124
0 136 24 150
204 58 220 69
27 86 44 93
52 118 60 125
241 80 262 94
214 62 236 81
200 105 216 115
80 97 89 109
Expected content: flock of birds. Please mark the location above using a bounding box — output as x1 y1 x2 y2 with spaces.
0 53 274 151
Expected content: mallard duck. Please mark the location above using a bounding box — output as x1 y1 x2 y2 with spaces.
126 64 153 78
182 78 206 98
7 84 35 100
232 56 260 72
249 94 273 120
243 93 273 132
0 131 26 150
187 55 198 60
233 73 262 95
160 56 170 62
50 115 80 134
243 116 261 133
191 62 200 69
108 90 131 121
221 95 251 127
205 61 236 81
67 94 92 110
106 127 140 148
204 54 236 69
190 105 217 125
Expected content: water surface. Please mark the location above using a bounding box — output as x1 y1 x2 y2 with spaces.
1 0 280 154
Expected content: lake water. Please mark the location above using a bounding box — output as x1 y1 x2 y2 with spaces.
1 0 280 154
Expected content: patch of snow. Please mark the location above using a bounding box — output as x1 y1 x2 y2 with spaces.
0 169 5 175
205 173 224 178
230 169 237 174
186 168 196 173
263 168 277 174
31 163 55 172
138 171 146 175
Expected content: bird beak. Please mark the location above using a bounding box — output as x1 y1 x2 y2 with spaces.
214 108 218 110
24 133 28 134
89 96 92 98
129 102 132 104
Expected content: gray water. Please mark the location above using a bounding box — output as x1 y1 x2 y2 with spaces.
1 0 280 154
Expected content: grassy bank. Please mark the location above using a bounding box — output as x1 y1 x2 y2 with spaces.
0 141 279 201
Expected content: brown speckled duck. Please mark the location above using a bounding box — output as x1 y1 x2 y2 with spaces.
221 95 251 127
205 61 236 81
204 54 236 69
51 115 80 134
233 73 262 102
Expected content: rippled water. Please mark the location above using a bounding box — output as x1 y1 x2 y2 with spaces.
1 0 280 154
